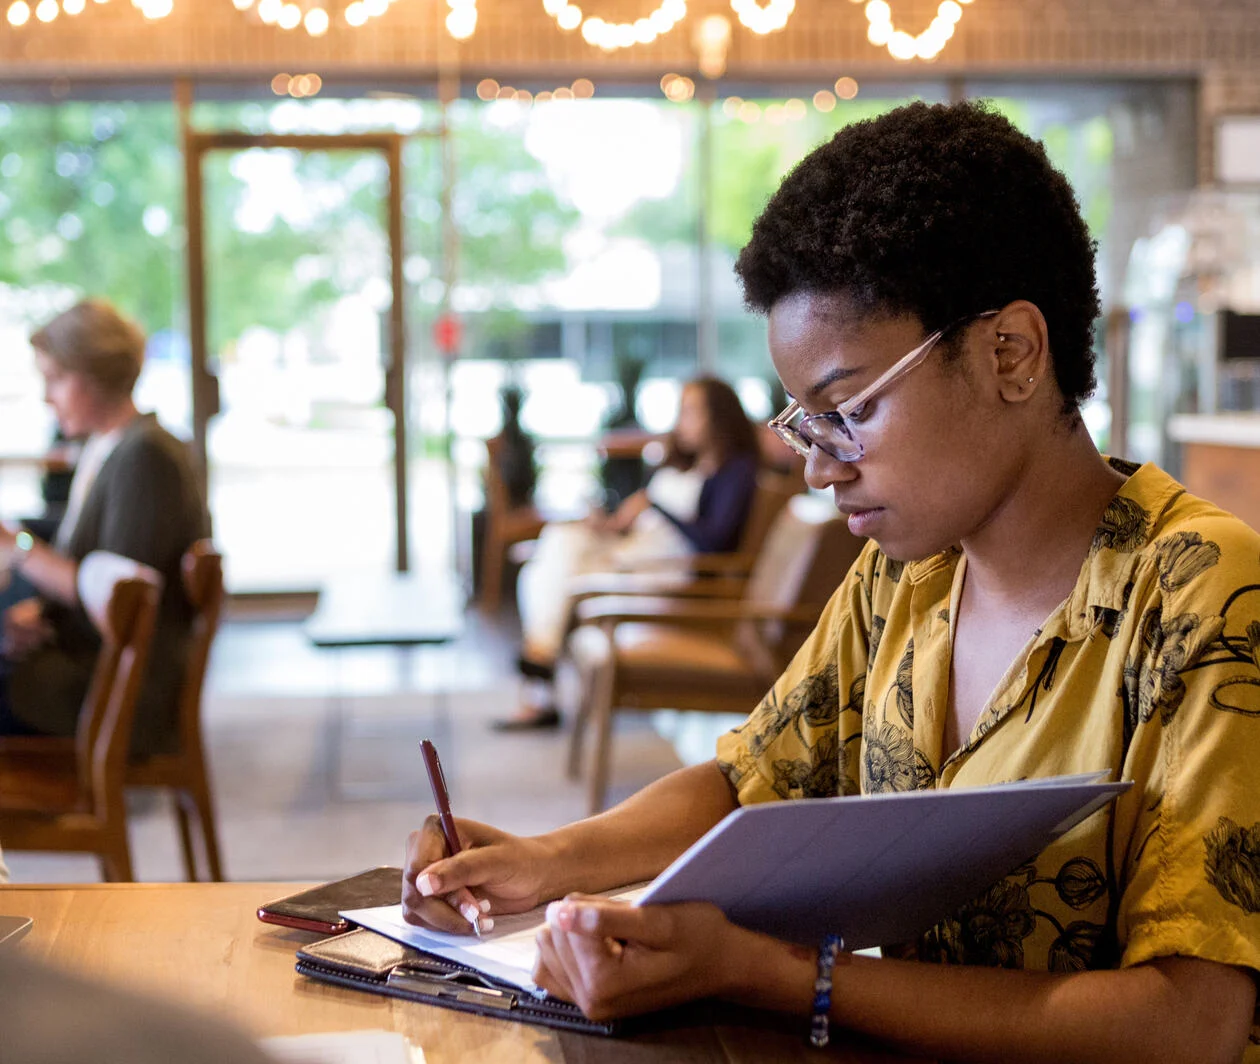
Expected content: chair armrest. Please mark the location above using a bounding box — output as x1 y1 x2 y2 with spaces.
576 595 825 628
631 552 756 576
568 573 747 602
0 736 76 758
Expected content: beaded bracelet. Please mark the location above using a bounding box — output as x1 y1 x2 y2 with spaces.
809 932 844 1049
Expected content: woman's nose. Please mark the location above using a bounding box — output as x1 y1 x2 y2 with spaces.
804 445 858 491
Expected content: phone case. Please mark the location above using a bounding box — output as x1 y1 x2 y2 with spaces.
258 867 403 935
294 928 618 1036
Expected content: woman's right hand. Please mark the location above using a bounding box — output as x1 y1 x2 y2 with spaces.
402 817 557 934
3 597 51 661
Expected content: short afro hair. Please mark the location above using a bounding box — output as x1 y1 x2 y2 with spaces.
735 100 1101 410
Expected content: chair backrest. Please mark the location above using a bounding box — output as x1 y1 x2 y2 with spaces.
72 568 162 816
739 496 866 672
734 470 803 559
483 434 510 518
176 541 225 757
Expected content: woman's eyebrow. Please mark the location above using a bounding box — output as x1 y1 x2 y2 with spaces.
808 364 865 399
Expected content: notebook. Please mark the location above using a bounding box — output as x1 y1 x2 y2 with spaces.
343 772 1129 982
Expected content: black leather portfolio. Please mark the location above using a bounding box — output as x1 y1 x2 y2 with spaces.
294 927 618 1036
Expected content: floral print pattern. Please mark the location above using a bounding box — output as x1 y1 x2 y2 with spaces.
1155 531 1221 592
717 462 1260 1021
1205 817 1260 914
862 721 916 794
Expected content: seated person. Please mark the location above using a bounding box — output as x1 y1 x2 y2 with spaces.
404 102 1260 1062
0 299 210 759
496 375 761 730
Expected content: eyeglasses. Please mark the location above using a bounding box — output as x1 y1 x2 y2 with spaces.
768 310 999 463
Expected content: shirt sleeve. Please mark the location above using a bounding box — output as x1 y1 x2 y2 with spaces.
715 540 879 805
651 455 757 553
1115 513 1260 979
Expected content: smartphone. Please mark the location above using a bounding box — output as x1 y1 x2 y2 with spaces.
257 867 403 935
0 915 33 947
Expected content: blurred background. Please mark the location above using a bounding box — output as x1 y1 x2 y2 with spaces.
2 0 1260 883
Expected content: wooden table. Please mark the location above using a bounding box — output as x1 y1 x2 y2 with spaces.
304 573 464 800
0 882 919 1063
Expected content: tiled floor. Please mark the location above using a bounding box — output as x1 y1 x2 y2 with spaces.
3 608 697 884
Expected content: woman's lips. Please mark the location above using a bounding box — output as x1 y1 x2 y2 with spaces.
840 506 884 536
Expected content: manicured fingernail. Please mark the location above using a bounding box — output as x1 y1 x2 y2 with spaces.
460 903 480 924
417 873 438 896
578 907 599 932
480 917 495 932
478 898 492 913
545 901 572 930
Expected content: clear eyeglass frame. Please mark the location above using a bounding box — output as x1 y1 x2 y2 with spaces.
768 310 999 463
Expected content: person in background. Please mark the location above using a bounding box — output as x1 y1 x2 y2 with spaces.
405 102 1259 1062
0 298 209 759
494 375 761 730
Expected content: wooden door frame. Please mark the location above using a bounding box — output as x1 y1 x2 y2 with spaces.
182 128 412 573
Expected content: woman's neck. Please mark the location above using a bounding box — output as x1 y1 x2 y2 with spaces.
958 425 1127 616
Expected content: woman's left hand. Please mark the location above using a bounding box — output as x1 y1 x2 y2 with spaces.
533 896 752 1021
605 491 651 534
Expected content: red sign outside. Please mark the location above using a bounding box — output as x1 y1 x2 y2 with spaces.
432 313 463 357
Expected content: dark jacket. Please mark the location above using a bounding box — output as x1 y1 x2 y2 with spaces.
8 413 210 758
651 452 759 554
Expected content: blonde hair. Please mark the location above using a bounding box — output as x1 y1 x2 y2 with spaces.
30 299 145 401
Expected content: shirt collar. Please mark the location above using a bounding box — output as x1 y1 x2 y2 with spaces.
904 459 1185 635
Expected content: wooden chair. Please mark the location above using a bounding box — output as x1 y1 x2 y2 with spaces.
478 433 547 613
125 541 226 882
566 498 864 814
0 566 161 881
556 469 804 639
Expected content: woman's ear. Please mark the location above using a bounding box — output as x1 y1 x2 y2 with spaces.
988 301 1052 404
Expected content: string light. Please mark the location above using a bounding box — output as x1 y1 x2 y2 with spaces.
5 0 172 21
477 78 594 107
231 0 408 36
835 76 859 99
271 72 322 96
445 0 476 39
864 0 970 61
730 0 794 35
544 0 687 53
720 78 860 124
1 0 962 61
660 73 694 102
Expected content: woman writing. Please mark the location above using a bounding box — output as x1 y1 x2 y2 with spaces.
406 102 1259 1062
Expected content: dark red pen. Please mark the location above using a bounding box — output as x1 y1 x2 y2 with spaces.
419 739 483 937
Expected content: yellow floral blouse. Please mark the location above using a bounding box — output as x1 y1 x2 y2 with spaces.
716 460 1260 1054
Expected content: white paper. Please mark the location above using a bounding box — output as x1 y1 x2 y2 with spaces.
261 1030 425 1064
343 887 648 993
